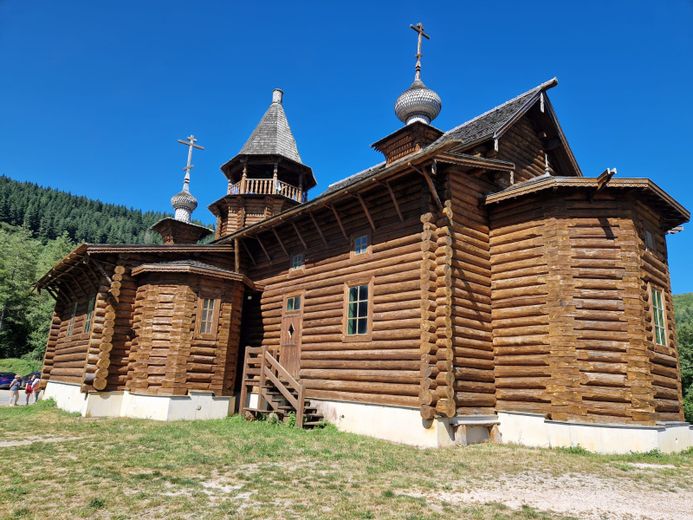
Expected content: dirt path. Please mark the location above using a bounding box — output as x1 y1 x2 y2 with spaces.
0 435 81 448
407 471 693 520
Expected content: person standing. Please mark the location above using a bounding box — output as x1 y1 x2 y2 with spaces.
9 375 21 406
24 375 34 405
32 375 41 403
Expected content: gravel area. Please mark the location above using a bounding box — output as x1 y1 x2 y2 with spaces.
407 471 693 520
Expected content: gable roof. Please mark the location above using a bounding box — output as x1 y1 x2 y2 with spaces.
327 77 566 193
238 96 303 164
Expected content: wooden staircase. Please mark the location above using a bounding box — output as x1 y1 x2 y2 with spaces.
239 346 323 428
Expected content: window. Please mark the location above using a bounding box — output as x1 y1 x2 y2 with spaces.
290 253 305 270
198 298 216 335
286 295 301 312
652 288 667 346
83 296 96 334
353 234 369 255
346 284 369 335
66 302 78 336
644 229 656 252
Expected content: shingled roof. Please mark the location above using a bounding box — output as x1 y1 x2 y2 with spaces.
327 78 558 193
238 89 303 164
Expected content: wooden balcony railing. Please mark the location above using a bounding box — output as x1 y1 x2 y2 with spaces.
229 178 304 203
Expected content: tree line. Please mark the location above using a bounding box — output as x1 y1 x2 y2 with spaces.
0 175 168 244
673 294 693 421
0 175 175 361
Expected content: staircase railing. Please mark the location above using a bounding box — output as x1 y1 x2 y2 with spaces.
239 346 305 428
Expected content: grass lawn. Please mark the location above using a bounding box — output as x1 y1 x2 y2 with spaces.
0 358 41 376
1 401 691 520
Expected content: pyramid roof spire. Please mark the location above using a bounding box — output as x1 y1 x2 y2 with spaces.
238 89 303 164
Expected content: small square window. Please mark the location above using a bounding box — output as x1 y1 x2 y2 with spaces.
353 234 369 255
290 253 305 270
286 295 301 311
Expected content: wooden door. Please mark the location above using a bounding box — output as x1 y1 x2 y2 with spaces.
280 293 303 378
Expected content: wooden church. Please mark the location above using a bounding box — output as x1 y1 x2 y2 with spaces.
36 25 692 453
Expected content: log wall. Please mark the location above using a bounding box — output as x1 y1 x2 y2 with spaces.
635 201 683 421
489 190 683 424
448 170 496 415
40 294 97 385
496 116 554 182
243 172 426 408
126 274 243 396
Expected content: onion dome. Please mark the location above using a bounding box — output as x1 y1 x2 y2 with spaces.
395 78 442 125
171 173 197 223
395 22 442 126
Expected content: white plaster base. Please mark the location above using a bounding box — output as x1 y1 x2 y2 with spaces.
497 411 693 454
311 399 455 448
43 381 234 421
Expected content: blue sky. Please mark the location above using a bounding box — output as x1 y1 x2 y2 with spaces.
1 1 692 292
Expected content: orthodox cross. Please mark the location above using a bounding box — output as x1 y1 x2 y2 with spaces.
410 22 430 81
177 134 204 179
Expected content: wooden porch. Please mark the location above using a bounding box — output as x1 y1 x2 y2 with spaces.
239 346 323 428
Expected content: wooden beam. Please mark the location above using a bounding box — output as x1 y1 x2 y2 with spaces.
410 162 443 211
309 212 328 246
271 228 289 257
234 238 240 272
356 194 376 231
240 239 256 266
597 168 617 191
91 260 113 286
384 182 403 222
330 205 349 241
256 236 272 262
291 221 308 250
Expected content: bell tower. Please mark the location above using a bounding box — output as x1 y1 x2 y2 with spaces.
210 89 316 238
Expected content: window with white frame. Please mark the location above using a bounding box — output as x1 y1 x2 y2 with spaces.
286 295 301 312
651 287 667 346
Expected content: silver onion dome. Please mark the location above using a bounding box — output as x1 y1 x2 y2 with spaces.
171 174 198 223
395 78 442 125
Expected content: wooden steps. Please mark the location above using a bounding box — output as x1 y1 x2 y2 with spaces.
239 346 324 429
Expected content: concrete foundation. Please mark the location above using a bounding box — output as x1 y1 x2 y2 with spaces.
44 382 692 453
43 380 234 421
497 411 693 454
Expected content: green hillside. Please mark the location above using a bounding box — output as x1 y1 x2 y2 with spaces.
673 293 693 421
0 175 167 244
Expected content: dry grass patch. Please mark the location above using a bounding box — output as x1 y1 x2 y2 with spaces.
0 401 690 519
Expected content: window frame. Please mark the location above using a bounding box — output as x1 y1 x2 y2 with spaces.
83 295 96 334
66 301 78 336
285 293 303 313
195 294 220 339
350 231 371 258
651 286 667 346
342 278 373 342
290 252 305 271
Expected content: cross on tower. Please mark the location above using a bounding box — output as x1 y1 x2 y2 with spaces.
410 22 430 81
177 134 204 178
